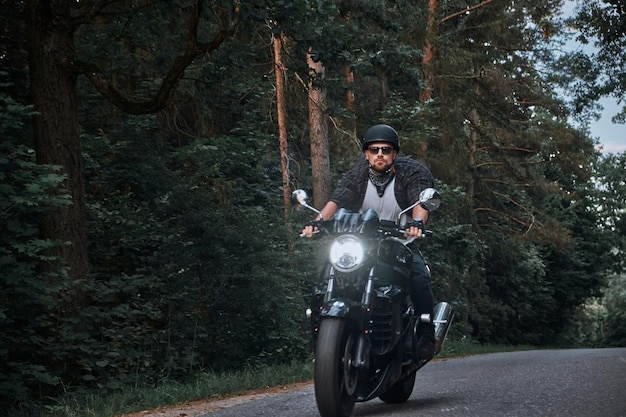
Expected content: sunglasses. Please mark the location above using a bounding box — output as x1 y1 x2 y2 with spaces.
368 146 394 155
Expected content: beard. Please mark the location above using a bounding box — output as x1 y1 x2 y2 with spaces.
369 159 392 173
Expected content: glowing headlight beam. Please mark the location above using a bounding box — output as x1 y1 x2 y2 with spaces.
329 235 365 272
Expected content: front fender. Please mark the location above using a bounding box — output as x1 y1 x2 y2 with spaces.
321 298 364 322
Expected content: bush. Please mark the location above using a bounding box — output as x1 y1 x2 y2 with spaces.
0 94 72 405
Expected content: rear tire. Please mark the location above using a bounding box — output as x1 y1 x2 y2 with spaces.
378 371 416 404
314 318 358 417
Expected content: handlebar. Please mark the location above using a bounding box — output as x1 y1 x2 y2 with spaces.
380 219 432 239
300 219 433 239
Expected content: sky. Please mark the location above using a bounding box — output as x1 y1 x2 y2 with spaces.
562 1 626 155
587 99 626 154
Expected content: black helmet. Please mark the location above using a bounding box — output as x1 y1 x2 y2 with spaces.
361 124 399 151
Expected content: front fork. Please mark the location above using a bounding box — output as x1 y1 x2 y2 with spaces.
354 268 376 369
310 267 376 371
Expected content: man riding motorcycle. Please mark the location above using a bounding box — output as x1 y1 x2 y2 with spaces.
301 124 437 360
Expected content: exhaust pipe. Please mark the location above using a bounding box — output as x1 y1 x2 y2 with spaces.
433 302 453 355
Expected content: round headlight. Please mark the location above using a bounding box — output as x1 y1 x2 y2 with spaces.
329 235 365 272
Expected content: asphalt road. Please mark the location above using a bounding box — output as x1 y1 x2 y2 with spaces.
200 348 626 417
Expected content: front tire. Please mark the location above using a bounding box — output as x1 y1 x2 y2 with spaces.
378 371 416 403
314 318 358 417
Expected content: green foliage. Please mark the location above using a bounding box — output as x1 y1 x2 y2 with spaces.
0 94 72 404
479 238 553 344
557 298 608 348
79 119 310 394
594 152 626 275
568 0 626 123
425 184 486 339
603 274 626 346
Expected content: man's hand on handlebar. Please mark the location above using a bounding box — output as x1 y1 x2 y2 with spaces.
301 220 322 238
404 218 425 239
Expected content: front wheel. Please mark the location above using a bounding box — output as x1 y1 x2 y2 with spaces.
378 371 416 403
314 318 359 417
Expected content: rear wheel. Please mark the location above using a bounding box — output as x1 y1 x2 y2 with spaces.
378 371 416 403
314 318 358 417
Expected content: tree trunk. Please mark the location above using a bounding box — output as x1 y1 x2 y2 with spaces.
273 33 291 218
342 13 356 141
307 49 331 208
420 0 439 104
377 67 389 112
343 66 356 139
468 107 479 227
26 0 89 283
343 66 355 113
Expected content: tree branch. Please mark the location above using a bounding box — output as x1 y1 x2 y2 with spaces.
442 0 499 22
74 0 239 115
474 206 531 229
475 161 504 168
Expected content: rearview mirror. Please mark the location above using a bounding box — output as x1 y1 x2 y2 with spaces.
291 189 322 216
291 189 309 210
418 188 441 211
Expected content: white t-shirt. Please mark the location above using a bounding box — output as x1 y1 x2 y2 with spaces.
361 178 414 244
361 178 410 224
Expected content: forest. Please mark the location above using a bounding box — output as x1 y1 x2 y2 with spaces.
1 0 625 410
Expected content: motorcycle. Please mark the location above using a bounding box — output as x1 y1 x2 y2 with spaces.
292 188 453 417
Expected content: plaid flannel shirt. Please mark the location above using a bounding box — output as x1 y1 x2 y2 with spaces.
329 155 435 213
